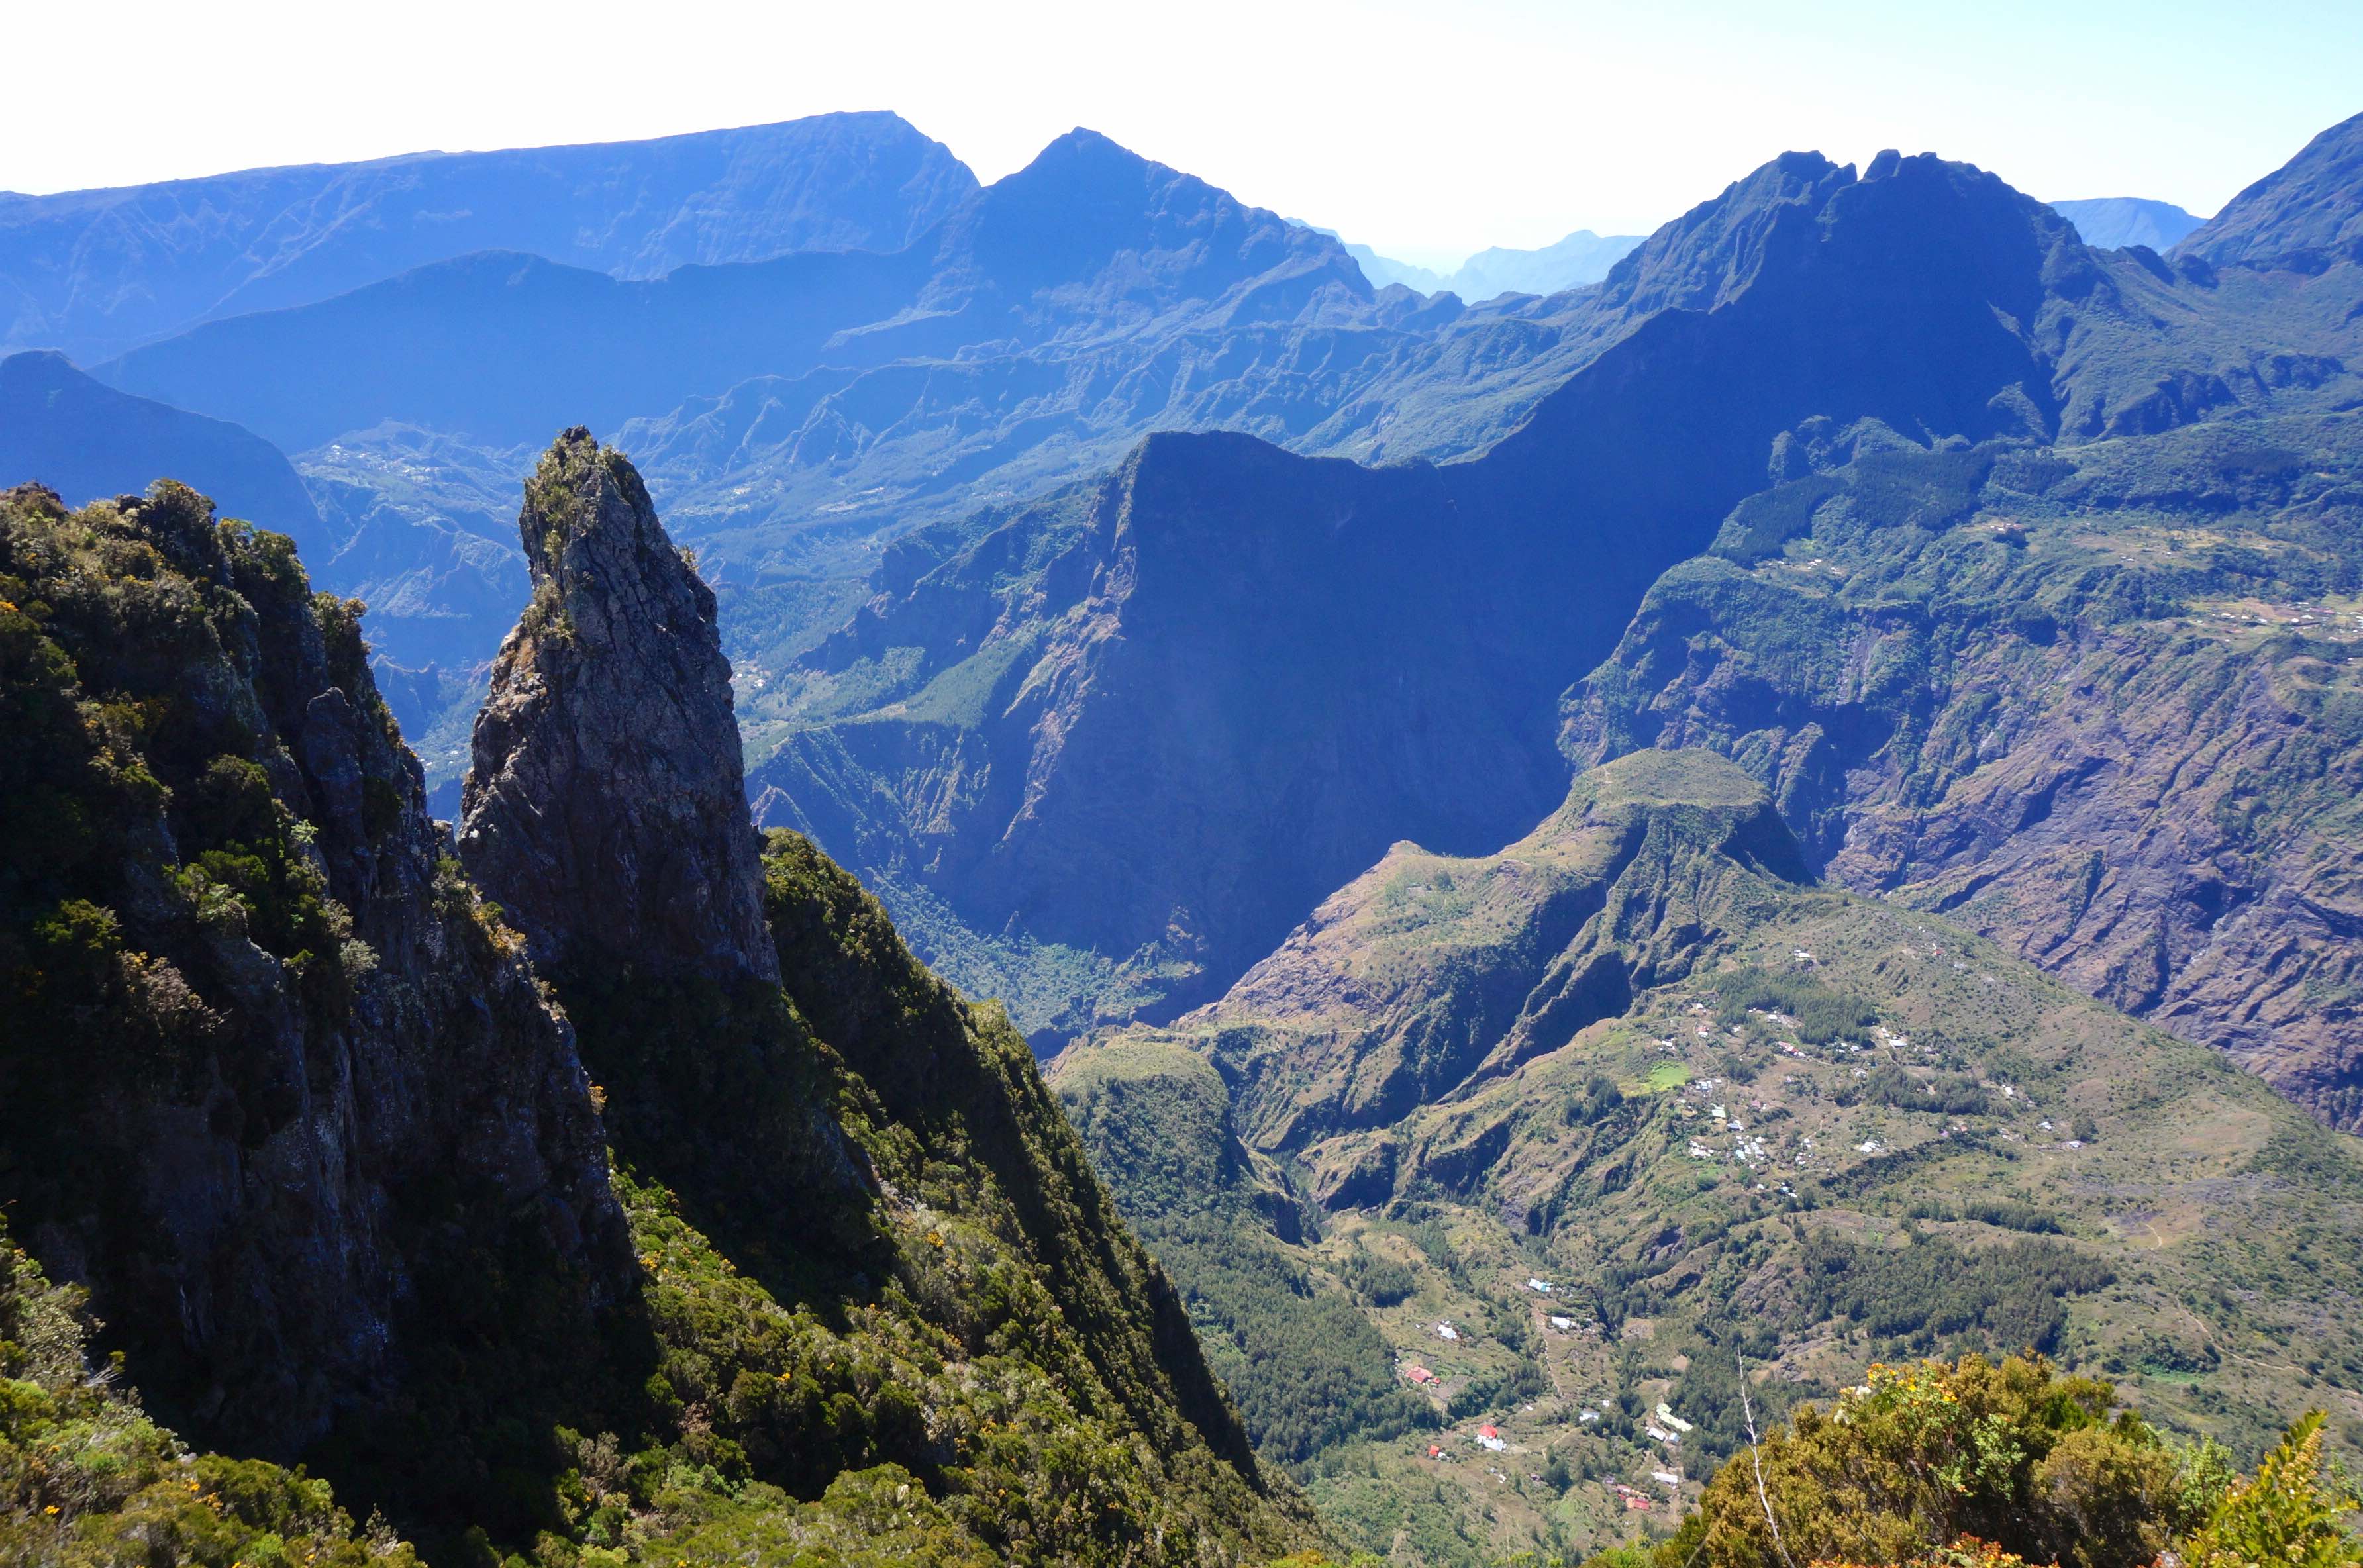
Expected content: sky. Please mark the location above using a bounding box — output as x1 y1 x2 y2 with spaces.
9 0 2361 268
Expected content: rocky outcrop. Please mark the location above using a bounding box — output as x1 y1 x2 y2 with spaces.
460 428 777 985
0 471 1318 1564
0 478 627 1457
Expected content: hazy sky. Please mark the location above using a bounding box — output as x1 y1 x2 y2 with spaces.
11 0 2360 267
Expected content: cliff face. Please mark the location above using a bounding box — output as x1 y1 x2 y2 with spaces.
756 432 1601 1038
1 452 1320 1563
452 431 1311 1561
0 478 627 1457
1562 418 2363 1131
461 427 778 985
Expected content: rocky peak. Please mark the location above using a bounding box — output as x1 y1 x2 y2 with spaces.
460 428 778 985
921 127 1366 323
1595 149 1858 318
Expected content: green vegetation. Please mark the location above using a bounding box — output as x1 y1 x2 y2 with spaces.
1791 1234 2112 1358
1615 1353 2359 1568
1712 966 1880 1046
1053 1038 1434 1468
1052 747 2363 1563
1 1236 415 1568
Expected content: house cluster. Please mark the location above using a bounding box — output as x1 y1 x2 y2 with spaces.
1608 1481 1655 1511
1474 1423 1507 1453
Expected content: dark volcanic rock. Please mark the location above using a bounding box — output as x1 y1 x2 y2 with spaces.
460 428 776 984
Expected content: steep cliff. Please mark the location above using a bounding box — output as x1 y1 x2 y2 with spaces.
458 431 1315 1563
0 477 629 1460
1 451 1319 1564
1563 418 2363 1130
461 427 778 985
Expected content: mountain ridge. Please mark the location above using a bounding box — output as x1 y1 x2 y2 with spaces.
746 139 2360 1045
2175 109 2363 271
0 111 977 360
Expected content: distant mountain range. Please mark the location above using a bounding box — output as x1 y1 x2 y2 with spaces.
752 142 2363 1048
2046 195 2205 250
1325 226 1648 299
0 111 976 360
28 129 1667 707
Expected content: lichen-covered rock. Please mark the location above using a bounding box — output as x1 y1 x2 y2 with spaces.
460 428 777 985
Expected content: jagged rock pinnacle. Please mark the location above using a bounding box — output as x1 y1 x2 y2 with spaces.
459 427 779 985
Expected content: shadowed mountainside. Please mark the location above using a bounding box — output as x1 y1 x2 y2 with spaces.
748 142 2363 1044
0 349 325 550
2175 109 2363 271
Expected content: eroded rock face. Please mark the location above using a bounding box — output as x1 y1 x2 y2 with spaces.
1560 425 2363 1133
460 429 777 985
0 479 627 1457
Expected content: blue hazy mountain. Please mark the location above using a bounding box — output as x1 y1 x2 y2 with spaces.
2047 196 2205 250
1299 222 1645 299
0 349 322 548
97 130 1369 456
1443 229 1646 297
0 111 976 360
